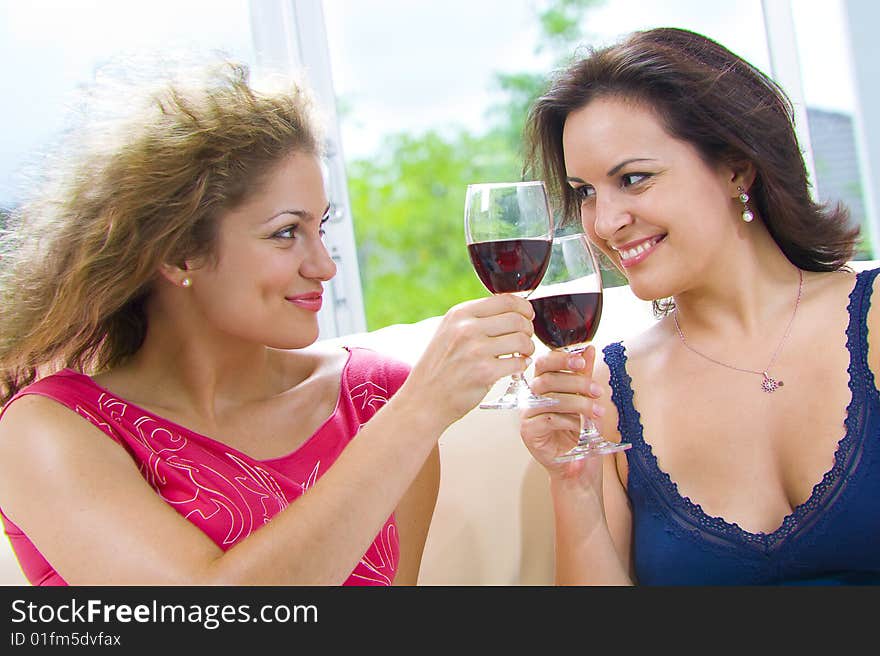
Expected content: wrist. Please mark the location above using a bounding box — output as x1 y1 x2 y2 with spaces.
549 471 605 514
382 386 454 439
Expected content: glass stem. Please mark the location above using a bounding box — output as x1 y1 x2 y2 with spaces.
511 352 526 381
578 416 601 445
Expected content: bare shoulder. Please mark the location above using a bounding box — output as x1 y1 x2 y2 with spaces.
0 393 223 584
0 394 136 522
610 314 673 372
0 392 132 465
278 343 351 390
806 267 858 300
596 317 671 409
593 320 665 384
0 393 109 457
802 267 870 336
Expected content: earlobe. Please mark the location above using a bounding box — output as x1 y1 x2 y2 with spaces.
728 161 757 196
158 262 191 288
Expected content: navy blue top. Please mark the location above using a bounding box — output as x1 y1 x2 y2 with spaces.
603 268 880 585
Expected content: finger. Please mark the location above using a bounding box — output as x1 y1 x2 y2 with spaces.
530 371 598 398
521 412 582 437
532 350 575 376
582 344 597 374
533 350 588 377
484 333 536 359
467 293 534 319
522 392 593 422
490 352 534 380
477 312 535 338
523 379 598 417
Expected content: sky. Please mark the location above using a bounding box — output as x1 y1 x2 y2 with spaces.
0 0 859 207
321 0 857 159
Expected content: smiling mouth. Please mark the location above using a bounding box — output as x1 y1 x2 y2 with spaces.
614 236 666 267
285 294 323 312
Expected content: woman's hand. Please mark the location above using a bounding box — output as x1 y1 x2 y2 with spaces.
520 346 605 489
521 346 631 584
397 294 537 427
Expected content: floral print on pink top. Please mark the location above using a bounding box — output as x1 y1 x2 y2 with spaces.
0 347 410 586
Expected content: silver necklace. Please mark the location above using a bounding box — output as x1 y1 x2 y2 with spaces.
672 269 804 393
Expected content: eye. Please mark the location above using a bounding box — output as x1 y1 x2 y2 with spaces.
621 173 649 187
271 224 298 240
319 208 331 238
573 185 595 202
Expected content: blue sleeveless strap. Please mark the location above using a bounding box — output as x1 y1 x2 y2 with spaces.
602 341 643 450
846 267 880 399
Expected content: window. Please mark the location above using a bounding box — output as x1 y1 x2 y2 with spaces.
323 0 774 329
3 1 878 338
790 0 876 259
0 0 255 206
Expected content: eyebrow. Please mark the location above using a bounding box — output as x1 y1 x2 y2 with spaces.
266 202 332 224
606 158 657 177
566 158 659 184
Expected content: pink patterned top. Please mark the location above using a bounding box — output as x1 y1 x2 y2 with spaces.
0 347 410 586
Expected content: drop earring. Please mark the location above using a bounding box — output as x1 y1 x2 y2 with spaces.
738 186 754 222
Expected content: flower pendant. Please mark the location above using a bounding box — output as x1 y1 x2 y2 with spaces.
761 372 784 393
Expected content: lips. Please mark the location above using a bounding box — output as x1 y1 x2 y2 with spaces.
612 235 665 269
286 292 323 312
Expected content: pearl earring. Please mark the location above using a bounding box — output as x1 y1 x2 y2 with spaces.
738 186 754 223
181 278 192 288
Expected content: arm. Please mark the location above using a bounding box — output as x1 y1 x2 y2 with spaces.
392 444 441 585
0 294 534 586
521 346 634 585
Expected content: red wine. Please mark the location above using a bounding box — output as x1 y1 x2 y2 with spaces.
467 238 552 294
530 292 603 349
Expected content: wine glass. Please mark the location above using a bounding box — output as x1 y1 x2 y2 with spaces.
529 231 631 461
464 181 558 410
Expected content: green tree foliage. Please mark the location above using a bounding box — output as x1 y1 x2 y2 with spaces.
349 129 523 328
347 0 604 330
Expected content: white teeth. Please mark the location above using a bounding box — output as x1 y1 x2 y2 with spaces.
619 239 658 261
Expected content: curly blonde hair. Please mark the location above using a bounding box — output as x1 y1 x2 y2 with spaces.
0 58 323 404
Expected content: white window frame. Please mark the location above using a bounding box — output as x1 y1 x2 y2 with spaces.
840 0 880 256
761 0 819 196
248 0 367 338
762 0 879 256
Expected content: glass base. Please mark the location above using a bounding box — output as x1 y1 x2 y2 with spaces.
479 376 559 410
554 430 631 462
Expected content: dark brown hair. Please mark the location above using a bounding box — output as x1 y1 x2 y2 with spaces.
526 27 859 281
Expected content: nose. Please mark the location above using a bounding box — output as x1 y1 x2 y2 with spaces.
586 191 634 242
301 237 337 282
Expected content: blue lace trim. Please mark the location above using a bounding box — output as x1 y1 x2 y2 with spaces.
603 268 880 554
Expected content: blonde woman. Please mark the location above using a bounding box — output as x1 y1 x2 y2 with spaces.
0 60 536 585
